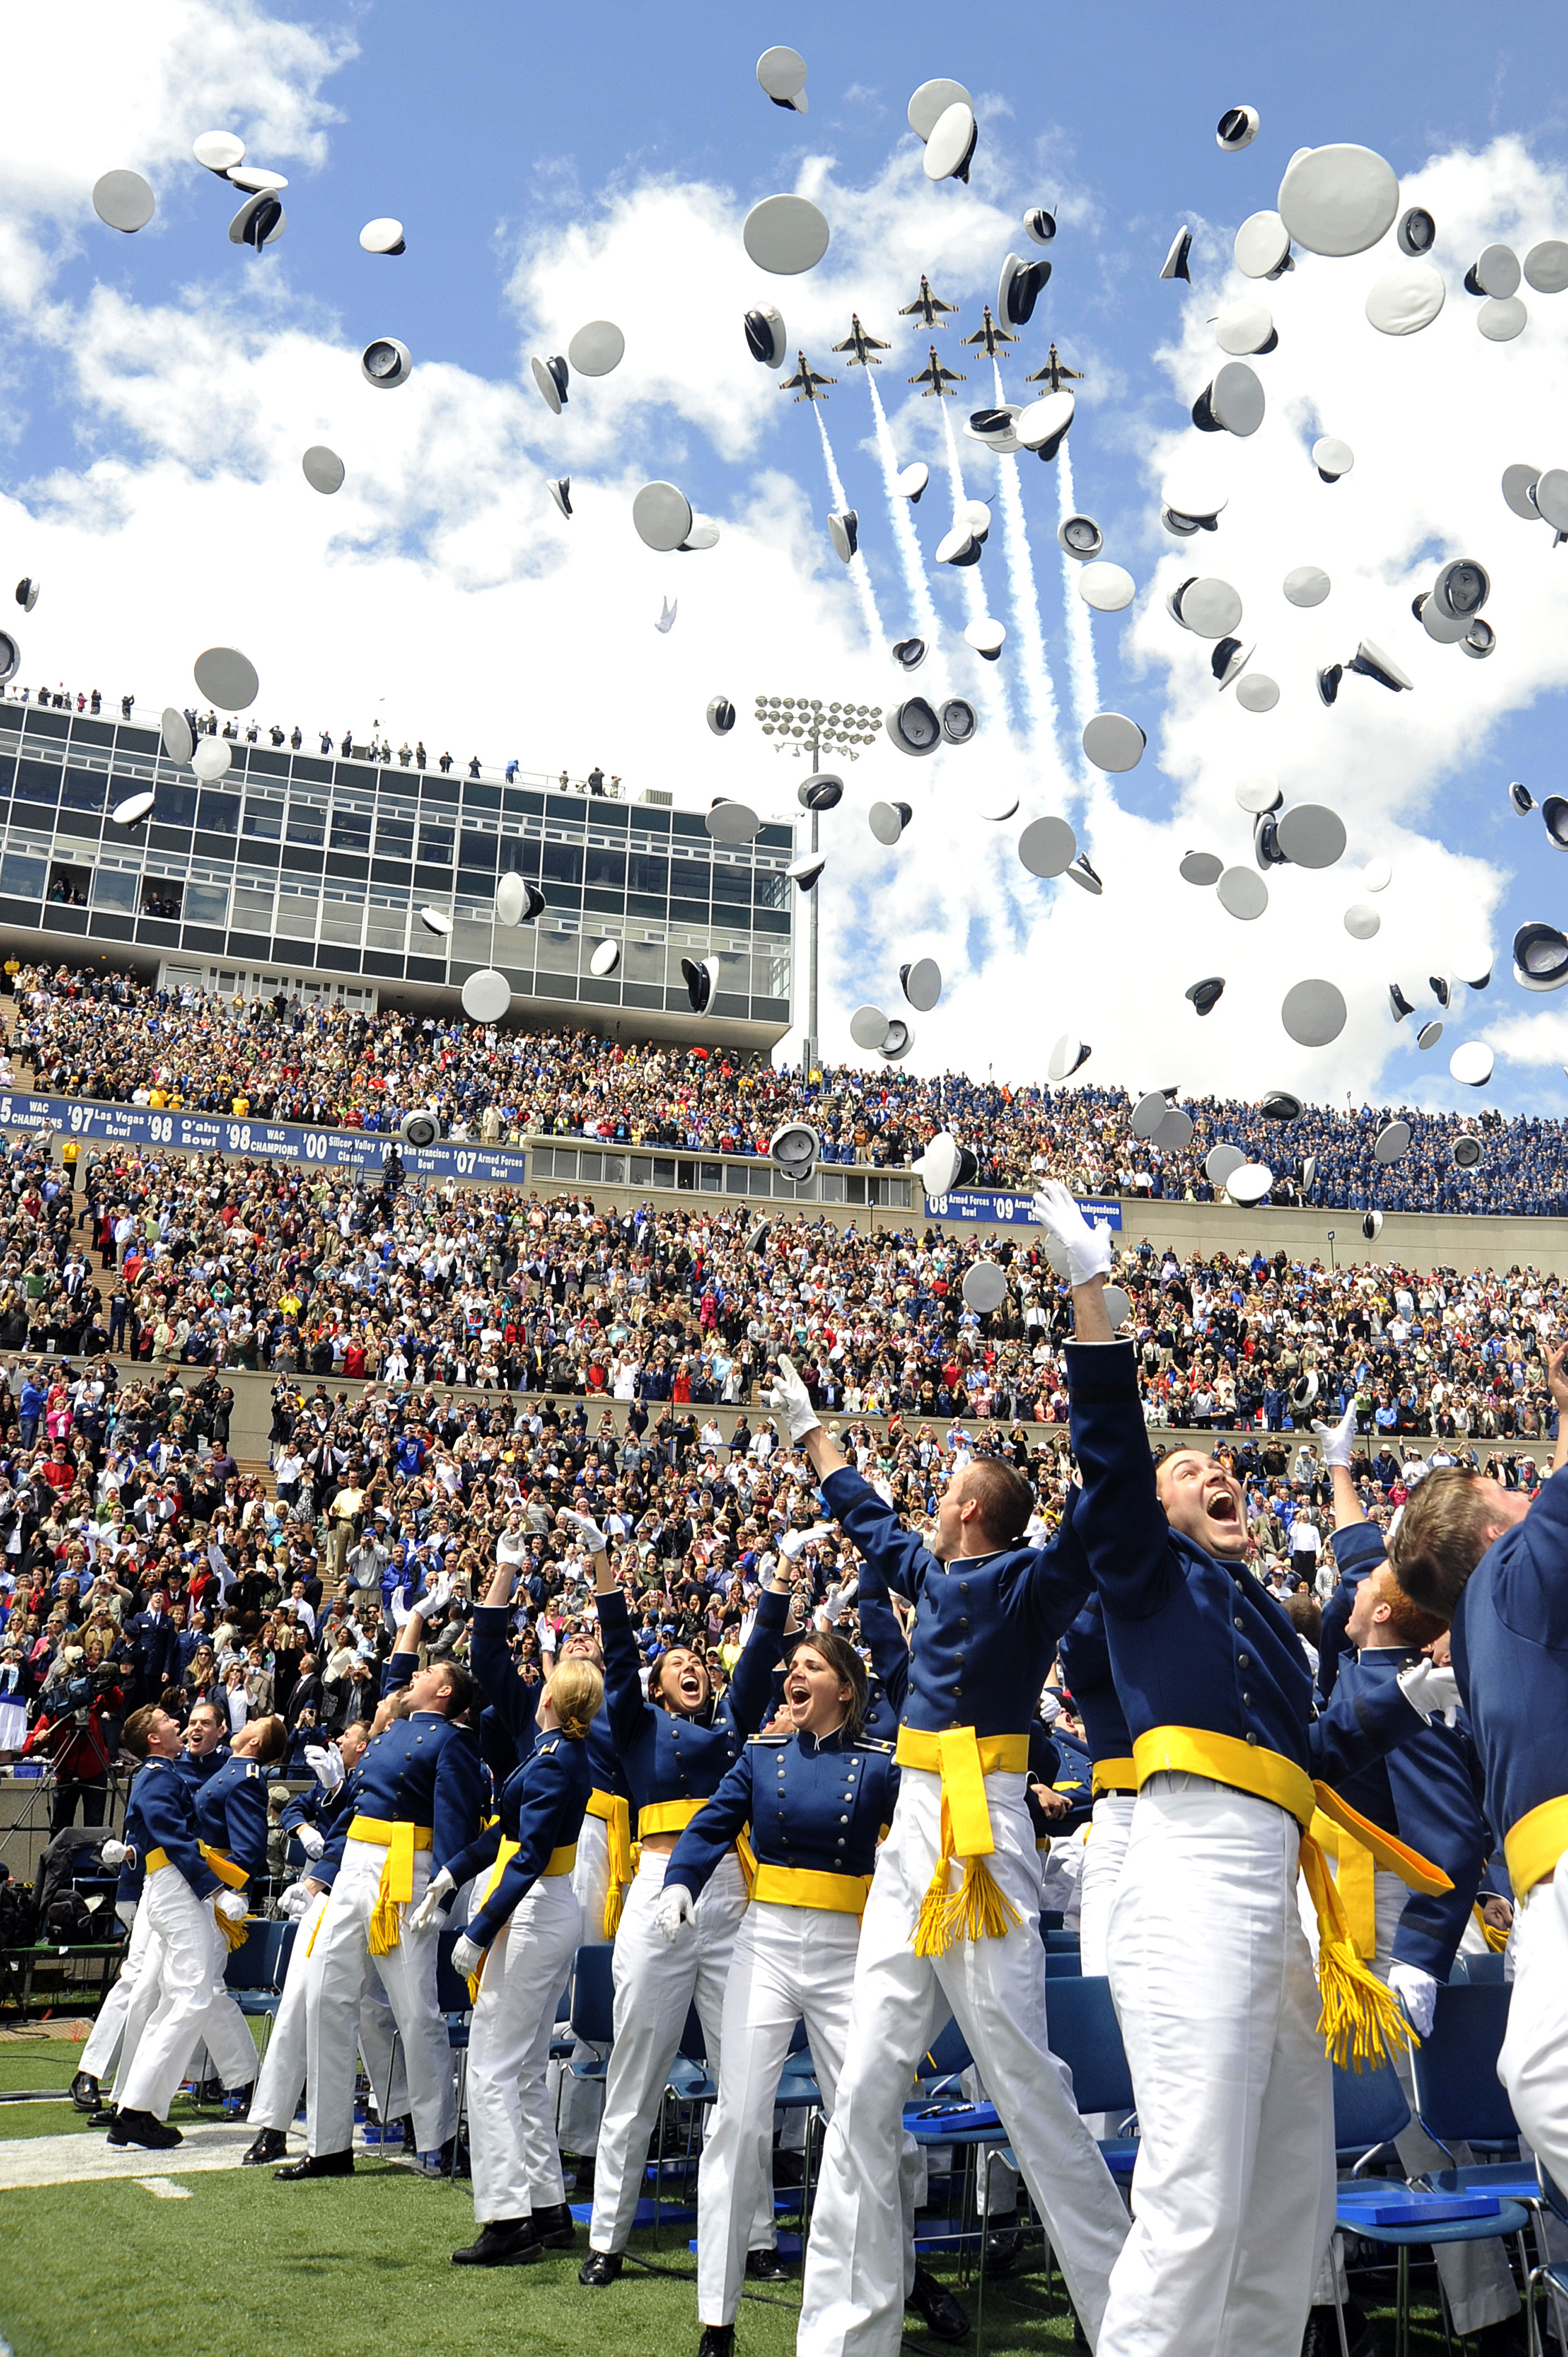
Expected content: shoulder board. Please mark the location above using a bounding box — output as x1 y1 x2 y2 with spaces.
243 1761 259 1778
852 1737 895 1753
748 1732 791 1746
538 1737 560 1756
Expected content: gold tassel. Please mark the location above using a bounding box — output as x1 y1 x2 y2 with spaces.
946 1856 1024 1946
213 1902 250 1954
912 1856 958 1957
1317 1936 1415 2072
603 1881 626 1939
368 1861 401 1957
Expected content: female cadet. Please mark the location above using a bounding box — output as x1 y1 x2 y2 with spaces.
415 1654 605 2268
657 1625 960 2357
575 1510 788 2287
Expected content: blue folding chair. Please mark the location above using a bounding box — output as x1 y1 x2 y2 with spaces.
1333 2050 1410 2173
1043 1973 1137 2181
1451 1950 1508 1986
1410 1982 1519 2155
1526 2165 1568 2355
223 1917 297 2066
433 1927 476 2181
568 1943 616 2082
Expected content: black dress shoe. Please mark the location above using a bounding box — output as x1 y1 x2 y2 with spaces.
106 2108 183 2151
242 2128 289 2166
907 2265 970 2343
87 2107 116 2129
983 2210 1022 2274
746 2246 793 2282
451 2219 539 2267
772 2150 806 2187
579 2251 622 2286
569 2155 595 2198
274 2149 354 2179
698 2329 735 2357
531 2202 577 2248
70 2070 101 2113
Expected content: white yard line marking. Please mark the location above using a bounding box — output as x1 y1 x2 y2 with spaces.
0 2122 274 2193
132 2176 192 2199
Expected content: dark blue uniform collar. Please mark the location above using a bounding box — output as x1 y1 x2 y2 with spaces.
795 1724 852 1757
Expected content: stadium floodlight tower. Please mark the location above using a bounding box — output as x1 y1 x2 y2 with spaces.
752 691 881 1080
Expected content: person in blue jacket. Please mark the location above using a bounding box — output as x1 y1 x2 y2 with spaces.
1390 1342 1568 2212
576 1512 790 2287
279 1596 483 2179
1304 1404 1521 2351
772 1353 1131 2357
105 1701 247 2149
1037 1183 1440 2357
412 1653 603 2269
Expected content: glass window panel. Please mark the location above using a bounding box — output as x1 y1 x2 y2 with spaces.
365 909 408 950
535 928 579 974
459 829 498 871
91 867 139 913
62 769 106 812
184 881 230 926
623 938 667 985
242 801 283 841
711 867 750 907
542 840 584 885
585 845 626 889
13 763 59 809
154 783 198 828
140 877 183 919
319 899 364 942
753 871 788 913
752 950 791 997
418 819 455 864
329 809 372 853
286 803 326 847
628 853 668 896
197 791 241 835
233 887 275 930
274 894 318 938
451 921 493 963
0 852 44 898
375 817 414 857
670 858 709 900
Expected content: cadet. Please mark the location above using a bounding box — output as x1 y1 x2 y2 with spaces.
577 1512 787 2286
183 1711 285 2108
106 1703 247 2150
1040 1183 1442 2357
1391 1342 1568 2210
1057 1598 1137 1977
773 1355 1131 2357
280 1612 483 2180
420 1654 604 2268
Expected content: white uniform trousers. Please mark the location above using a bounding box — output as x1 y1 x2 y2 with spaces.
698 1898 924 2328
81 1903 150 2081
111 1890 256 2101
116 1869 217 2120
1079 1794 1137 1978
590 1847 772 2255
1099 1772 1334 2357
797 1767 1131 2357
470 1871 583 2222
1499 1869 1568 2214
304 1837 453 2157
250 1893 409 2134
558 1812 612 2158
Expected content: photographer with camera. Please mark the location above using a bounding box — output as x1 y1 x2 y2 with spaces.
22 1634 122 1831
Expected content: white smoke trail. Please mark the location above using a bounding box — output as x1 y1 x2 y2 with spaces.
865 373 940 646
1056 438 1100 735
814 405 884 649
990 359 1063 766
937 402 1008 732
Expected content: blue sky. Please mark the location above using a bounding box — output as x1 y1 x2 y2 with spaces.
8 0 1568 1115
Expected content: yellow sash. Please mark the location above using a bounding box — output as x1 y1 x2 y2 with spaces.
587 1789 635 1936
348 1815 435 1957
1310 1812 1378 1960
1473 1902 1510 1953
1133 1726 1453 2070
1504 1794 1568 1898
464 1836 580 1999
752 1862 872 1915
1091 1757 1138 1798
638 1798 708 1839
199 1843 250 1891
895 1726 1030 1955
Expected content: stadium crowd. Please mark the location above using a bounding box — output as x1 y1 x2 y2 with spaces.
6 958 1568 1216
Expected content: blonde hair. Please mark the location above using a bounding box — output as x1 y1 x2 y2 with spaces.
547 1656 604 1742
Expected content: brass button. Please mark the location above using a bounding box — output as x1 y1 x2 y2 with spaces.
1234 1615 1245 1630
1245 1731 1258 1746
1237 1654 1250 1669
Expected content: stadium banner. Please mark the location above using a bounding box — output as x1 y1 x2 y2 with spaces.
0 1092 530 1188
924 1186 1123 1231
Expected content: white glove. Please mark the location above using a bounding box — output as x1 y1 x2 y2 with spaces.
305 1742 344 1793
769 1355 821 1443
1388 1960 1439 2038
780 1521 829 1563
277 1880 313 1918
115 1899 138 1931
654 1883 697 1944
1397 1659 1462 1728
215 1889 247 1924
406 1866 455 1932
449 1929 484 1980
295 1822 326 1861
1030 1181 1114 1287
560 1510 607 1554
100 1839 128 1867
414 1576 452 1620
390 1590 410 1629
1313 1404 1358 1471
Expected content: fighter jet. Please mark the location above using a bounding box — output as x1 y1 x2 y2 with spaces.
831 313 891 367
777 351 838 403
960 306 1018 362
907 344 966 398
1025 342 1086 393
898 274 960 330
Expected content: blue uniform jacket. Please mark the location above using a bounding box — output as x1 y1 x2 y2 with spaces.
850 1547 911 1741
1451 1465 1568 1887
663 1723 899 1898
1316 1521 1389 1700
194 1755 270 1881
455 1731 594 1948
176 1746 230 1792
1058 1597 1134 1771
1065 1341 1420 1788
597 1584 784 1824
350 1711 484 1875
123 1754 220 1899
820 1465 1092 1737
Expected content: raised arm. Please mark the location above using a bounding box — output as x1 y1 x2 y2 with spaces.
429 1726 484 1875
853 1551 910 1715
724 1581 792 1736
